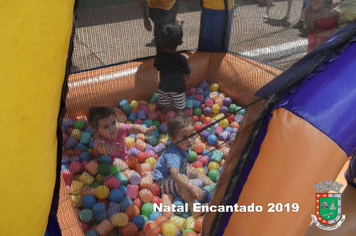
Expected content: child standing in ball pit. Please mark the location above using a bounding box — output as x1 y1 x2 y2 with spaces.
153 114 214 218
154 23 191 114
88 106 155 159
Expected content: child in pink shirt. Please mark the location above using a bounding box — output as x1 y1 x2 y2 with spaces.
88 106 155 159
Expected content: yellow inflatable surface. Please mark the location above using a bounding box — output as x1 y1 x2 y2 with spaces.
0 1 75 235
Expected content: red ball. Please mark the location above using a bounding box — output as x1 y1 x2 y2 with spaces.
151 195 162 205
137 152 147 163
193 116 199 123
226 114 235 123
184 231 198 236
65 127 74 136
122 222 138 236
74 149 84 156
80 221 90 233
69 161 82 174
150 183 160 196
192 160 203 169
133 198 143 209
194 123 203 132
144 221 160 236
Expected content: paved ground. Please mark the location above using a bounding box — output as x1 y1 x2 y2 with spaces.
71 0 308 72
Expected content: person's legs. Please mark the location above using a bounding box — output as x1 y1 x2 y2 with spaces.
158 90 174 114
171 91 186 113
187 166 214 186
148 7 167 54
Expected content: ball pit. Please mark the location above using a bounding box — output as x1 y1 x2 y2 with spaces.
60 81 245 235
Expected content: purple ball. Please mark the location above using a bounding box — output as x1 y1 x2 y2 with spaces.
200 81 210 90
231 127 238 134
220 106 229 114
63 118 74 129
215 126 224 136
200 130 210 140
223 97 232 107
196 87 204 95
203 107 212 116
159 124 168 134
70 156 81 163
235 114 244 123
62 155 70 165
64 137 78 149
129 172 141 185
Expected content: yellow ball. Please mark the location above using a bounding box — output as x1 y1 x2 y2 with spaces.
125 136 135 149
145 157 157 169
162 222 177 236
219 119 229 128
71 129 81 141
148 103 156 112
215 113 224 120
212 104 220 114
130 100 139 108
210 83 219 92
186 217 195 231
111 213 129 227
197 167 206 175
95 185 110 199
126 121 132 124
208 161 220 171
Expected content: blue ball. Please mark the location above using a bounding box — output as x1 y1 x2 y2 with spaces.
193 100 201 108
96 154 112 163
187 96 194 100
80 152 91 162
62 156 70 165
150 130 159 138
85 229 99 236
202 189 210 203
70 156 80 163
204 90 211 97
128 113 137 122
181 211 191 219
149 211 162 221
89 138 94 148
224 126 232 132
120 197 132 211
166 140 171 147
119 100 128 108
61 165 69 172
132 215 146 231
118 185 127 195
82 195 96 209
75 143 88 151
128 134 136 140
218 166 223 173
202 149 211 158
173 197 184 203
85 126 94 135
173 200 185 217
92 203 105 214
203 165 209 175
207 134 218 145
109 189 124 203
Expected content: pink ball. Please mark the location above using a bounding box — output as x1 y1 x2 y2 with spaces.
189 87 196 95
142 105 150 115
205 99 213 107
165 111 175 121
134 119 143 124
215 126 224 136
69 161 82 174
148 111 158 120
127 184 139 199
195 94 204 103
104 175 121 190
196 155 209 165
133 198 143 208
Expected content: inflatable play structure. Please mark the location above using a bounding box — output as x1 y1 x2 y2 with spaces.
2 0 356 236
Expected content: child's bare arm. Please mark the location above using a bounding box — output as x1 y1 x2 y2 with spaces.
95 142 123 156
170 167 204 201
130 124 156 135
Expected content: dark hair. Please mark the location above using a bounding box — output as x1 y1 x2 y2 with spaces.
167 113 194 138
159 23 183 49
87 106 116 130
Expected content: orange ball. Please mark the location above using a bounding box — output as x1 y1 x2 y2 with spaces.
125 205 140 220
203 116 212 125
136 133 145 141
194 217 203 232
194 143 205 154
230 121 240 129
137 152 147 163
219 159 225 166
184 231 198 236
122 222 138 236
126 156 138 170
155 215 169 232
215 98 224 107
144 221 160 236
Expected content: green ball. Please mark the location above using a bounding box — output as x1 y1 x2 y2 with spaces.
73 120 85 130
152 120 160 128
142 203 154 217
229 104 237 113
110 166 121 175
143 119 153 127
122 103 131 115
237 107 245 115
115 172 128 185
146 135 158 146
208 169 220 182
79 209 93 223
188 151 197 162
90 181 101 188
98 163 111 176
150 93 159 103
141 214 149 223
182 229 194 235
206 127 215 135
193 107 202 116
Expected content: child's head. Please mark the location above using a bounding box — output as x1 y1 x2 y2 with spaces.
159 23 183 49
88 106 118 140
168 113 195 152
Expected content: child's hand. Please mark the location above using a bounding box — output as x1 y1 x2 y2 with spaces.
190 185 204 201
144 126 156 135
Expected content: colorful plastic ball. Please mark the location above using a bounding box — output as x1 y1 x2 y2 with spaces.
126 156 138 170
192 160 203 169
159 124 168 134
226 114 235 123
121 197 133 211
208 169 220 182
130 100 139 107
73 120 85 130
98 163 111 176
151 195 162 205
228 103 237 113
211 104 220 114
132 215 146 231
203 107 212 116
122 222 138 236
151 183 160 196
219 119 229 128
79 209 93 223
194 143 205 154
144 221 160 236
81 194 96 209
237 107 246 115
165 111 175 121
188 151 197 162
189 87 196 95
223 97 232 107
145 157 157 169
215 126 224 136
142 202 154 217
208 161 220 171
125 136 136 149
111 213 129 227
155 215 168 231
162 222 177 236
196 167 206 175
220 106 229 115
125 205 141 220
193 107 202 116
210 83 219 91
194 123 203 132
109 189 125 203
207 135 218 145
149 211 162 221
199 130 210 141
71 129 81 141
95 185 110 199
137 152 147 163
230 122 240 129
